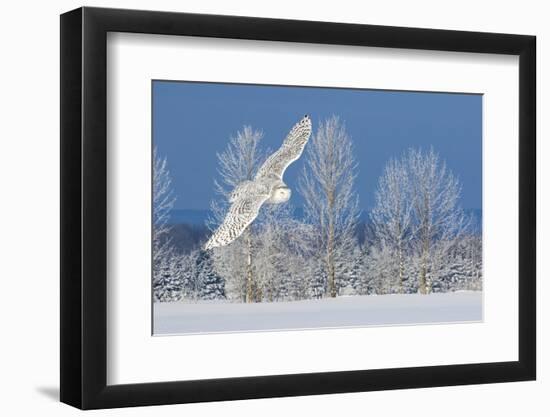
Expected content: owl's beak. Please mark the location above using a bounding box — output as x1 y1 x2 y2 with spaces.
283 187 291 201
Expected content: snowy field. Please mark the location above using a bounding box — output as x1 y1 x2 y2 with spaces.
154 291 482 335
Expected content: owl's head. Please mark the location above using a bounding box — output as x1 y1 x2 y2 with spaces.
268 185 291 204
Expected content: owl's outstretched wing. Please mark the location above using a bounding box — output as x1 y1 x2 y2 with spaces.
255 115 312 181
204 188 270 250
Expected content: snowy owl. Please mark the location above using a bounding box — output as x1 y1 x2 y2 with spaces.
204 115 312 250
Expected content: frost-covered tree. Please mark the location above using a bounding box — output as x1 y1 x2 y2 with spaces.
464 234 483 290
367 244 396 294
370 157 414 293
254 204 315 301
170 249 226 301
366 148 471 295
339 246 364 295
207 126 265 302
437 233 482 292
152 147 178 301
254 205 292 301
177 250 200 299
405 148 469 294
153 250 183 302
195 250 226 300
298 116 360 297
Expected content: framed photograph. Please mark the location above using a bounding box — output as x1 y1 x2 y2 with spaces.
60 6 536 409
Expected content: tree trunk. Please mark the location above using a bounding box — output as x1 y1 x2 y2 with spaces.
327 251 336 297
419 263 427 294
245 227 254 302
419 243 430 295
327 193 337 298
398 247 404 294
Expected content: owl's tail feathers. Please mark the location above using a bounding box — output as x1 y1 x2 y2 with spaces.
203 238 217 251
203 233 226 251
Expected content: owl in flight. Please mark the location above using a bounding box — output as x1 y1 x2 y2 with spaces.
204 115 312 250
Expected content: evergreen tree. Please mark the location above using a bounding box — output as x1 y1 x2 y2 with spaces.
196 250 226 300
153 250 183 302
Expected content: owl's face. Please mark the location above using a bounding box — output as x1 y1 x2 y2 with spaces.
268 185 291 204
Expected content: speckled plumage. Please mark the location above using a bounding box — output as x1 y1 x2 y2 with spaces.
204 115 312 250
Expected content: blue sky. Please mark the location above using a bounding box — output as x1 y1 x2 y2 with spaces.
153 81 482 211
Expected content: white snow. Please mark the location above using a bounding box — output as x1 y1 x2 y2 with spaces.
153 291 482 335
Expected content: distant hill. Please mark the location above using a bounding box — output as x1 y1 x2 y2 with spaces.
168 208 481 229
166 222 209 254
169 208 371 226
166 207 482 254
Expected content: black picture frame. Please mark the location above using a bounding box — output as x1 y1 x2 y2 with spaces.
60 6 536 410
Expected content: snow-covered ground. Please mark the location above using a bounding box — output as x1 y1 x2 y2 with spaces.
153 291 482 335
